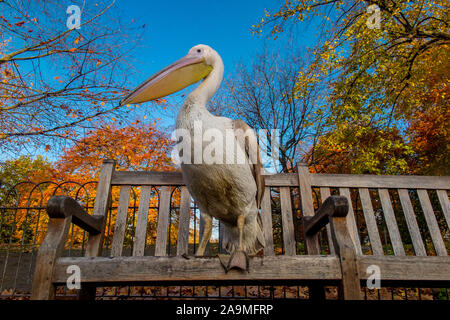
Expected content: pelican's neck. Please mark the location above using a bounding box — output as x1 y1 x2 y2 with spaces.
186 54 224 110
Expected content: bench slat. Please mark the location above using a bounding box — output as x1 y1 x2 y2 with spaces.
155 186 171 256
359 256 450 283
297 164 320 254
112 171 184 186
398 189 427 256
111 171 299 187
111 171 450 189
378 189 405 256
85 160 115 257
417 190 447 256
53 256 342 283
358 188 383 256
280 187 296 255
132 186 152 256
176 187 191 256
338 188 362 255
260 187 274 256
319 187 335 254
311 174 450 189
436 190 450 229
111 185 131 257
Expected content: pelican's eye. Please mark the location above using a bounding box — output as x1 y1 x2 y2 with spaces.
197 49 201 53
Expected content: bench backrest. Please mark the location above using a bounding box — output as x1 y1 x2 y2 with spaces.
91 161 449 258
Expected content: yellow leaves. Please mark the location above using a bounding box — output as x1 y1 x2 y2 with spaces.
68 47 76 52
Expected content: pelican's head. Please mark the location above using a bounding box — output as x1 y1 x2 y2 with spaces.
120 44 218 106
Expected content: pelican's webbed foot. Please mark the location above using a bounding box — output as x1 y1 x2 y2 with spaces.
226 250 249 272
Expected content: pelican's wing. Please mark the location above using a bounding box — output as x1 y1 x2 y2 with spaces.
233 119 265 208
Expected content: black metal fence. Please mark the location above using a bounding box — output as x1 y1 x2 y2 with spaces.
0 180 448 300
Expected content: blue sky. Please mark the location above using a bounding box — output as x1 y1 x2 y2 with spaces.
121 0 280 77
113 0 319 126
2 0 322 161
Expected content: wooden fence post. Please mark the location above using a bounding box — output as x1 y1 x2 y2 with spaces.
329 215 362 300
297 162 324 299
78 159 115 300
31 217 72 300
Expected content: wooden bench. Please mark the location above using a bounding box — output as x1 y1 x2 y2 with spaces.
31 160 450 300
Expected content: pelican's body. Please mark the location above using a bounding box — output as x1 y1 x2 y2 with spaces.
121 45 265 269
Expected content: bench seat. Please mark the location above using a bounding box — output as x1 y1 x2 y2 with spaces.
31 160 450 300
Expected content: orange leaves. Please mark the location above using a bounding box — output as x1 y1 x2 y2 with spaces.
74 35 83 44
154 98 167 106
68 47 77 53
56 122 176 182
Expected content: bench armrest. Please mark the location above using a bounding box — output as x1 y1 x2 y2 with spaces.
47 195 104 234
303 195 349 236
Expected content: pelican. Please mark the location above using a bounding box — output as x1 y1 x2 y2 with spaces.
120 44 265 271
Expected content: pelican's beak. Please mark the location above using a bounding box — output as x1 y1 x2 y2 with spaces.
120 54 213 106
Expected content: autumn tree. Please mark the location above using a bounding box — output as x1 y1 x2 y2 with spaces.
0 0 143 155
0 155 57 245
209 46 326 173
256 0 449 174
56 121 176 179
53 122 178 249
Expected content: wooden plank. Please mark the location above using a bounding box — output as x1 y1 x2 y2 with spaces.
46 196 103 234
31 217 72 300
378 189 405 256
358 188 383 256
280 187 296 255
265 173 298 186
417 190 447 256
304 196 349 236
84 159 115 257
112 171 299 187
198 213 211 255
112 170 450 189
132 186 152 257
398 189 427 256
111 185 131 257
338 188 362 255
155 186 171 256
311 174 450 189
329 216 362 300
436 190 450 229
359 256 450 282
112 171 185 186
176 187 191 256
260 187 274 256
53 255 342 283
319 187 335 254
297 164 320 254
